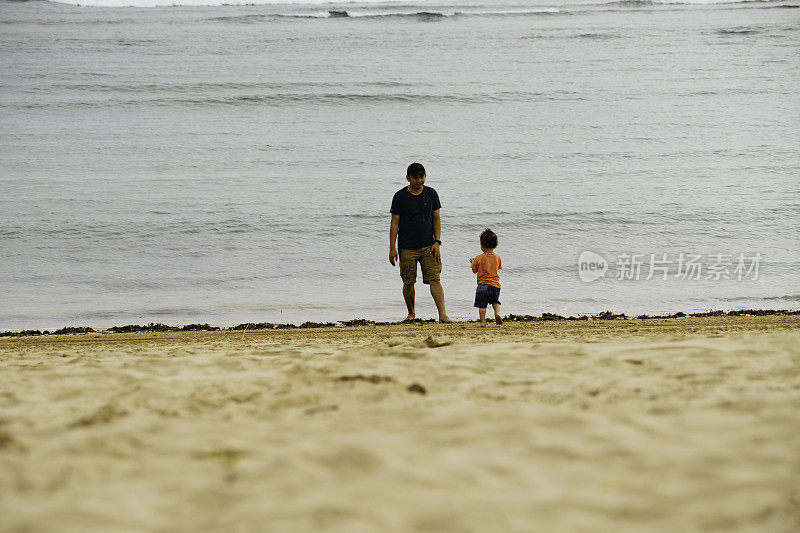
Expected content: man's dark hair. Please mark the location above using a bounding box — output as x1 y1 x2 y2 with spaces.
407 162 426 177
480 228 498 249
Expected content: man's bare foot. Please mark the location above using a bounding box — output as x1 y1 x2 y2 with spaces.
439 315 452 324
480 322 486 328
404 313 415 322
495 316 503 325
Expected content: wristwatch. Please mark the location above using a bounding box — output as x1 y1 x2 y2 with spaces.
434 240 442 245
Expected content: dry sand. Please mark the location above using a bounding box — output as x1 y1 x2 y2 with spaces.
1 316 799 533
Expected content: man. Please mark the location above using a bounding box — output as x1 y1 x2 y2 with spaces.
389 162 451 323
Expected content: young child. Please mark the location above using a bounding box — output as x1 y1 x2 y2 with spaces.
469 228 502 327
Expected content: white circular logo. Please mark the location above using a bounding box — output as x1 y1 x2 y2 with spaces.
578 251 608 282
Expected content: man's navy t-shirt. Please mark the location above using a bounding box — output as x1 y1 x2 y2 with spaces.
390 186 441 250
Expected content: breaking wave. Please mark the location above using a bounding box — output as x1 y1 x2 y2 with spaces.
4 90 589 110
41 0 786 8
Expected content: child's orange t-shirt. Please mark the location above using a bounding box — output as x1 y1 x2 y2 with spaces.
471 252 502 288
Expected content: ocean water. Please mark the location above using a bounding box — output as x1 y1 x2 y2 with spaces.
1 0 798 330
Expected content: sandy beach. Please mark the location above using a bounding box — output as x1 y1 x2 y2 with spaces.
1 315 799 532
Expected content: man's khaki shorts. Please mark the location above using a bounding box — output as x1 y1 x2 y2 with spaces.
399 246 441 285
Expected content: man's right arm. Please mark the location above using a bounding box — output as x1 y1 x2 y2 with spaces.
389 214 400 266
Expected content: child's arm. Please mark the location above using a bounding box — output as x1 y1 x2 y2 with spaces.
498 256 502 270
471 256 480 273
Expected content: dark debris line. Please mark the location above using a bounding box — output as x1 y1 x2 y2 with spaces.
1 309 798 337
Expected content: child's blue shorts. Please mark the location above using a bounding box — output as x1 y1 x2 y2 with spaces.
474 284 501 308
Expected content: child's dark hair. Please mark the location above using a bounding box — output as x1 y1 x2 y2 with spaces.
480 228 498 249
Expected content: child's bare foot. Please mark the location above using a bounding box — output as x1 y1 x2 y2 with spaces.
404 313 415 322
495 316 503 325
480 321 486 328
439 315 452 323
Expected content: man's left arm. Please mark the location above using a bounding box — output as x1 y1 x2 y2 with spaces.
432 209 441 263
